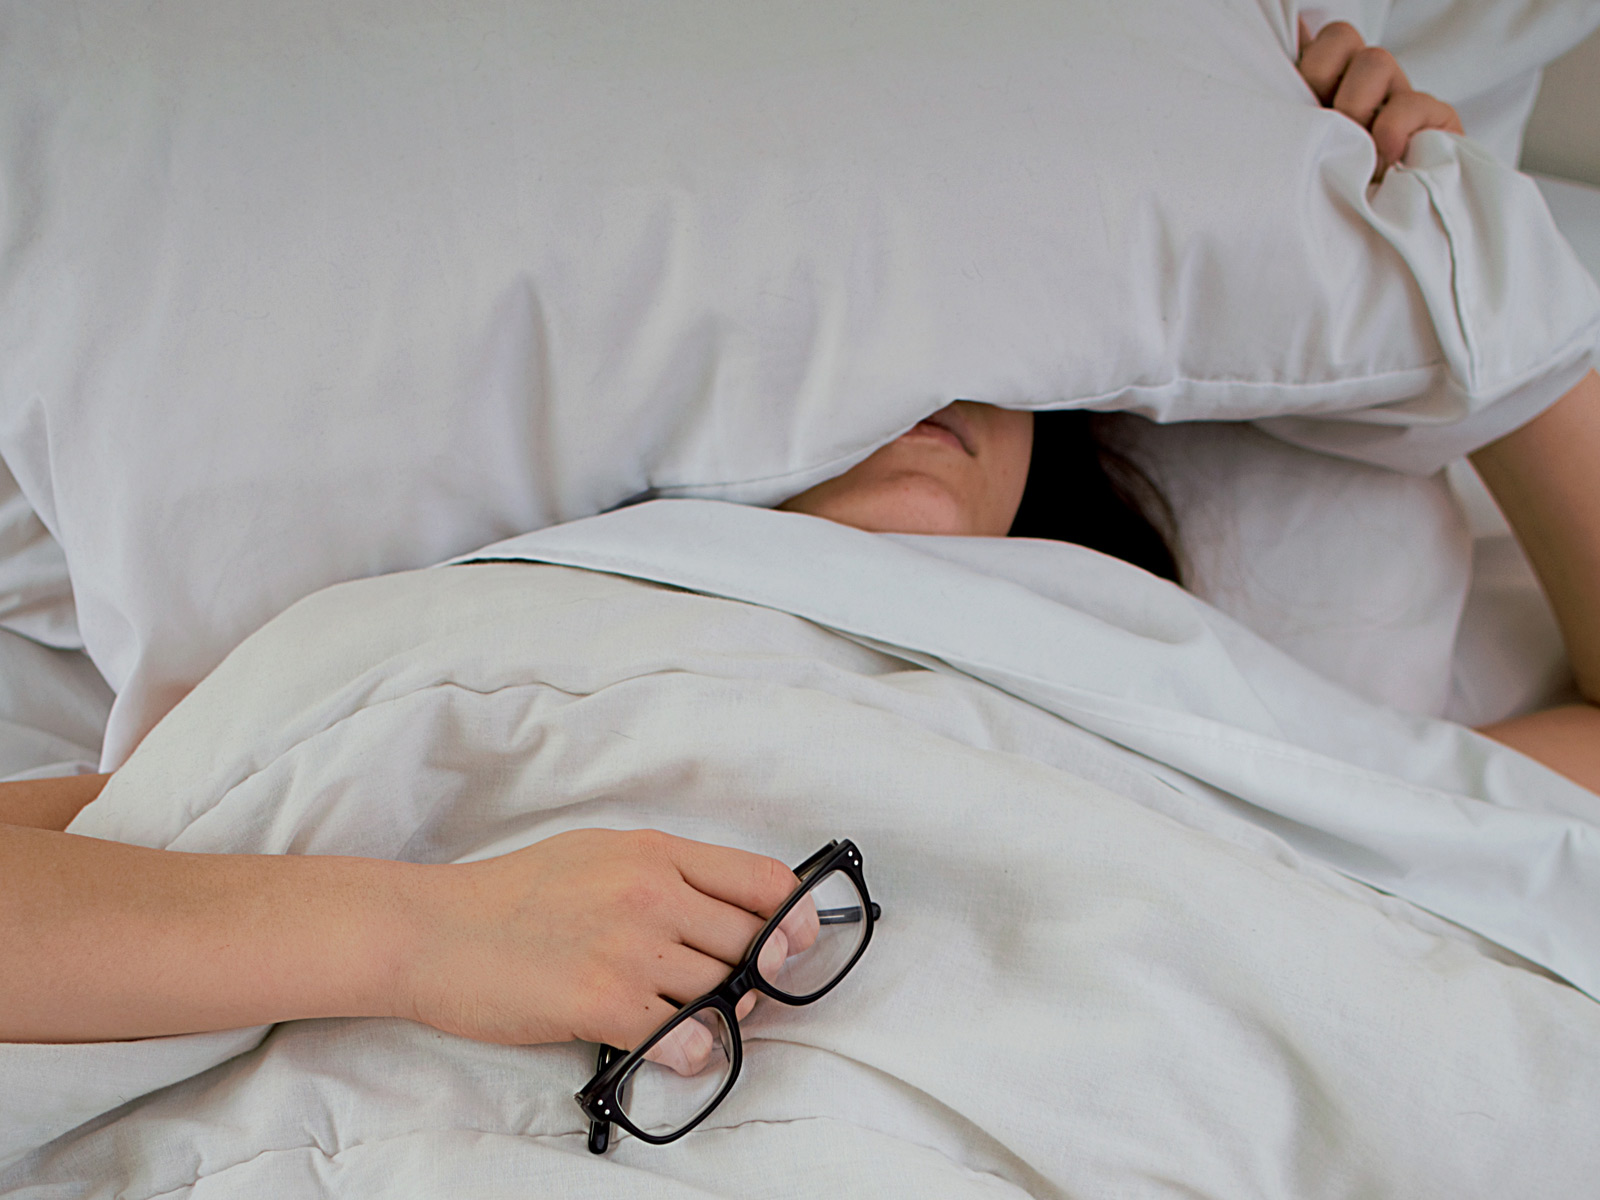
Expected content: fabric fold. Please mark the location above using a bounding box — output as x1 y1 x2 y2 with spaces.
452 499 1600 999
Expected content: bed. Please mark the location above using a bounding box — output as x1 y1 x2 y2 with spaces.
2 1 1600 1195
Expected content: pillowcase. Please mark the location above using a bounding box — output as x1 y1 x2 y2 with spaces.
0 458 81 651
1 0 1596 765
1120 417 1475 716
0 629 110 783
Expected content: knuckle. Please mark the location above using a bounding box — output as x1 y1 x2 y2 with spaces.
624 827 672 860
1374 99 1419 140
1322 21 1365 50
1370 102 1403 130
760 855 797 907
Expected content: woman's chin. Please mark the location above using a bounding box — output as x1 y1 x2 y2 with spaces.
801 476 973 536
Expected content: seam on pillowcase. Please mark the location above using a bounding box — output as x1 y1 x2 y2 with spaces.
1402 165 1478 392
651 364 1451 495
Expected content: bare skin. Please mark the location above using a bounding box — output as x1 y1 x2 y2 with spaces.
0 400 1031 1050
1295 18 1463 181
0 28 1587 1051
780 401 1034 536
0 817 804 1049
1469 369 1600 793
1292 20 1600 788
0 772 109 833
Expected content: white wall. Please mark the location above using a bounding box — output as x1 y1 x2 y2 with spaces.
1522 24 1600 187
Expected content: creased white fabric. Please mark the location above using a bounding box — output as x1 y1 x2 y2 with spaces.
1125 417 1475 716
5 539 1598 1195
2 0 1596 768
0 458 79 651
0 628 110 782
452 501 1600 997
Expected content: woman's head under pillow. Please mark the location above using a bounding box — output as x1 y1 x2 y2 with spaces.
778 402 1181 583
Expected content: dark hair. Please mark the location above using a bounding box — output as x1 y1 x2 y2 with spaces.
1008 410 1181 584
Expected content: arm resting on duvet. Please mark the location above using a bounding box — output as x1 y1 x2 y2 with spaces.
1470 368 1600 793
0 819 796 1048
0 822 415 1042
0 772 110 831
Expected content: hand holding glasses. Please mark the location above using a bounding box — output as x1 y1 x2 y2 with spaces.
575 839 879 1153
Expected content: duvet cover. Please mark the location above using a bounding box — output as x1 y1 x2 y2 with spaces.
5 502 1600 1197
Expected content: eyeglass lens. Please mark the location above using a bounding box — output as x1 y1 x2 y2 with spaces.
759 868 870 1000
616 1006 736 1138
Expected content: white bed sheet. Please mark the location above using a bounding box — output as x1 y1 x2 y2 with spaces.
8 514 1599 1195
443 501 1600 992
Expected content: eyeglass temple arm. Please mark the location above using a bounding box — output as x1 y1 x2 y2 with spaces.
816 902 882 925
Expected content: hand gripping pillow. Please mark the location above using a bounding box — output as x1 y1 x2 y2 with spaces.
0 0 1596 765
1313 1 1600 166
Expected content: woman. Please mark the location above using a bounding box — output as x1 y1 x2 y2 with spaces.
1 24 1593 1054
781 402 1182 582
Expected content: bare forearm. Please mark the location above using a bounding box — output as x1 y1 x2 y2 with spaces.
0 824 422 1042
1470 369 1600 702
1468 369 1600 790
2 798 797 1050
0 773 111 831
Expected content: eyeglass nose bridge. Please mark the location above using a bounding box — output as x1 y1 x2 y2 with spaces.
719 892 880 1011
720 941 781 1007
725 971 759 1004
579 839 877 1154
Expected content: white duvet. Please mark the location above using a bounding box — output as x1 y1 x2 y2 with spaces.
6 502 1600 1197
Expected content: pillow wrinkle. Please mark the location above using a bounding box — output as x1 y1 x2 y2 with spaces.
1 0 1595 766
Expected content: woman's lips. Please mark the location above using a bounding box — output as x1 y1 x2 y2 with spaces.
903 409 975 455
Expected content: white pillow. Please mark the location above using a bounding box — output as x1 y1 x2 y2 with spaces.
0 629 110 783
1122 417 1474 716
0 458 80 651
1 1 1595 765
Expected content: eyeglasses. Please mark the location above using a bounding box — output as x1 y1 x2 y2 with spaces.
575 838 880 1154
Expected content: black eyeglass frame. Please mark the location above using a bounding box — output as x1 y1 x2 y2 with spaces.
575 838 879 1154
